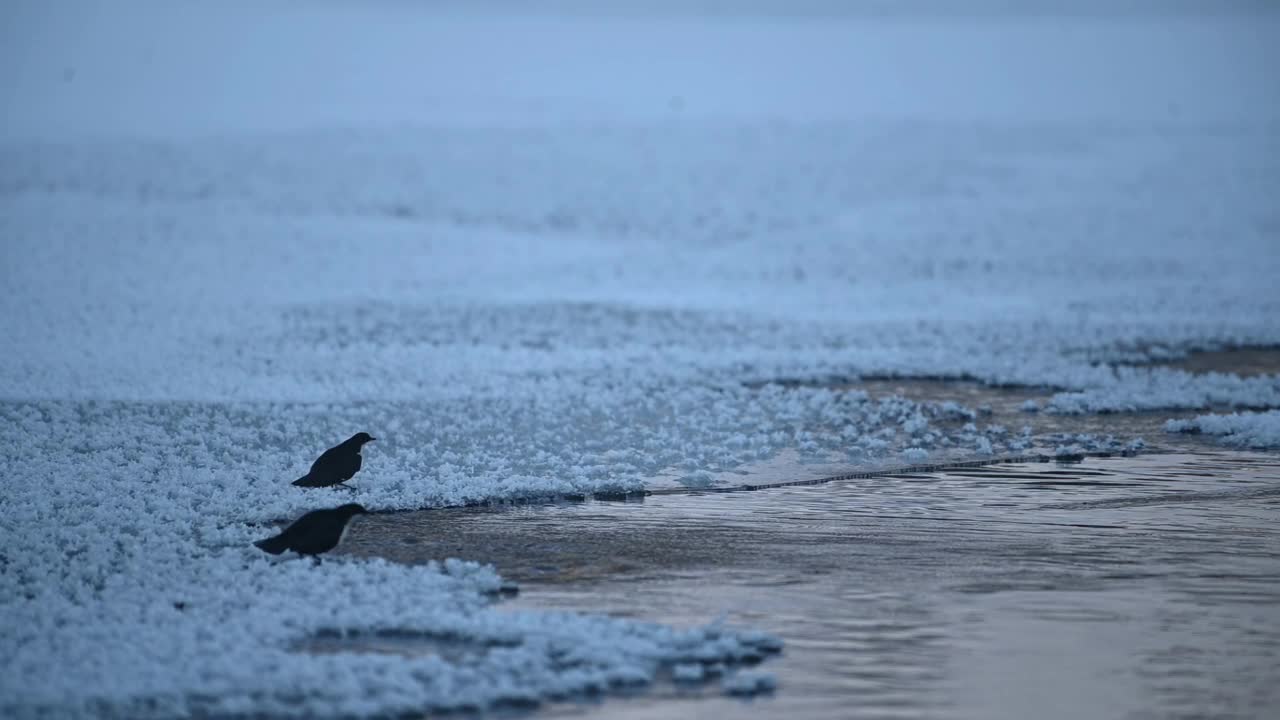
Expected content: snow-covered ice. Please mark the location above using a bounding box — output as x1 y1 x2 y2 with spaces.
2 0 1279 717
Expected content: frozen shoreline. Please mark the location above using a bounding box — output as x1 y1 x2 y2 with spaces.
3 1 1279 717
2 381 1272 717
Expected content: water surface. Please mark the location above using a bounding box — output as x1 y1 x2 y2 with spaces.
345 451 1280 719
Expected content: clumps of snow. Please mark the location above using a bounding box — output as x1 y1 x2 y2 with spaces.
826 392 1093 463
901 413 930 436
937 401 976 421
0 386 1024 521
943 421 1039 458
1041 433 1146 456
1047 367 1280 414
1053 445 1086 463
722 670 778 697
1020 400 1040 413
1014 426 1036 450
1164 411 1280 449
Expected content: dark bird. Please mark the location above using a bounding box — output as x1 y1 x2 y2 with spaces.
292 432 376 488
254 503 368 559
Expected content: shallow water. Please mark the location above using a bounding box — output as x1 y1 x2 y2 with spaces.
344 450 1280 719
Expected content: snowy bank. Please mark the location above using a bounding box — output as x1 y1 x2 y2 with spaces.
0 402 782 718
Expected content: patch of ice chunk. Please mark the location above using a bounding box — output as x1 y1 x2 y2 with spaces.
937 401 977 421
1164 411 1280 449
1041 433 1144 456
902 447 929 462
1053 444 1086 462
722 670 778 697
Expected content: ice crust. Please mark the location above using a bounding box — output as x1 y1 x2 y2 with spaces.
3 2 1280 718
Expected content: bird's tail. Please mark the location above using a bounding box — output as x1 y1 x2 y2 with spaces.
292 473 318 487
254 533 290 555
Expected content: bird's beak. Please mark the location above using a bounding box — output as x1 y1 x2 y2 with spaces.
368 437 377 442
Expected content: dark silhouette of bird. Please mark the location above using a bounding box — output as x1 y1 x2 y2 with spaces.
254 503 368 559
292 432 376 488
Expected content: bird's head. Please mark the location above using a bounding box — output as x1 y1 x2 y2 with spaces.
336 503 368 517
349 432 377 446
